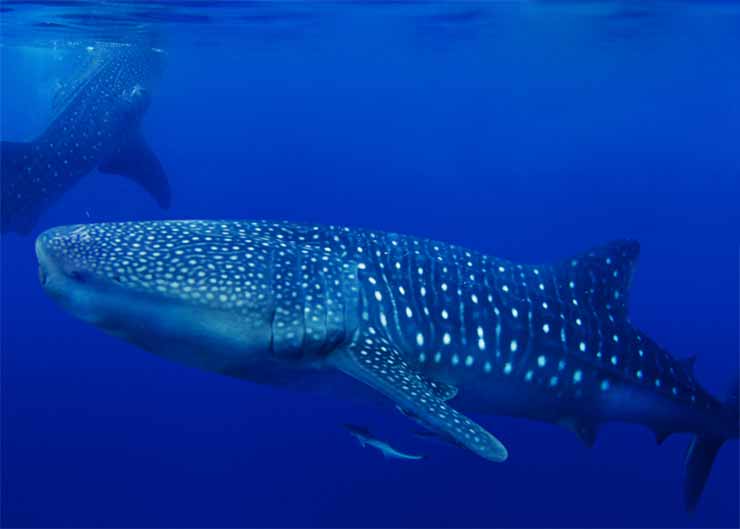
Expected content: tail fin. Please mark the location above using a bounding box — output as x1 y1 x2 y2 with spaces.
1 141 43 234
683 436 723 511
1 131 170 236
98 130 171 209
683 378 738 511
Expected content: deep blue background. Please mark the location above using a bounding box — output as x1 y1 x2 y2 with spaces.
2 2 739 527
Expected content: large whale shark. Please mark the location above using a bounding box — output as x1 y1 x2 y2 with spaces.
35 220 737 510
1 43 170 235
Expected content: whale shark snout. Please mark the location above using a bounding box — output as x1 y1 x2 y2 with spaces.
36 224 112 303
36 225 92 295
34 220 360 380
36 224 140 328
35 223 278 375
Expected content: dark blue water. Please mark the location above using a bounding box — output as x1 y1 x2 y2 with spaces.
1 2 739 527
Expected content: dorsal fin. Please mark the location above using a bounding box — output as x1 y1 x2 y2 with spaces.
557 240 640 320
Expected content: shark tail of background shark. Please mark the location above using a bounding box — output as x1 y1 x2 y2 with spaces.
683 377 739 512
97 130 171 211
1 134 170 235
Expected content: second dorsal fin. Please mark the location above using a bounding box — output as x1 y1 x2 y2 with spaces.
556 240 640 320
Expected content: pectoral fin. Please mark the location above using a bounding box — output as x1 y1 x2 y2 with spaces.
331 337 508 462
99 131 170 209
429 380 458 401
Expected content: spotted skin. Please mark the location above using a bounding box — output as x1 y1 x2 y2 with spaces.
337 332 507 461
36 221 737 494
1 43 169 234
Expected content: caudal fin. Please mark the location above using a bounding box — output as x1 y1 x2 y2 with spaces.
684 435 724 511
683 378 738 511
1 133 170 235
98 131 171 209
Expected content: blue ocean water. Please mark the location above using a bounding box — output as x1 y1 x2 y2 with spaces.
1 1 739 527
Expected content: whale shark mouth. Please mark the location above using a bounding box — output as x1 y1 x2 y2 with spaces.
34 223 279 376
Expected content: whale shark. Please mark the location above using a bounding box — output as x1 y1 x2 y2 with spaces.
1 43 170 235
344 424 424 460
34 220 738 510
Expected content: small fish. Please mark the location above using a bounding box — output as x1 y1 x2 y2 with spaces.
343 424 424 461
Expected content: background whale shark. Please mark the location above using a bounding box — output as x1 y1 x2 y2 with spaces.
1 43 170 235
34 220 738 511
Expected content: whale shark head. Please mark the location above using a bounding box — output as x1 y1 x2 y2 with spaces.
35 221 359 380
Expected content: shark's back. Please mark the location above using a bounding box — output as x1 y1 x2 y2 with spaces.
45 44 164 134
349 231 723 427
340 226 736 509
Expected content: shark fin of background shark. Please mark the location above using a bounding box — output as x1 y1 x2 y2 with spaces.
683 377 738 511
332 337 508 462
1 141 43 234
557 239 640 320
98 131 171 209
